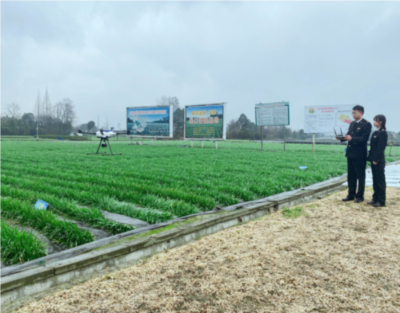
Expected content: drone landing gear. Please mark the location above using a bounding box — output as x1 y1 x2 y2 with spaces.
87 138 122 156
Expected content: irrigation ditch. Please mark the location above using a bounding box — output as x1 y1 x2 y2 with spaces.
0 172 351 313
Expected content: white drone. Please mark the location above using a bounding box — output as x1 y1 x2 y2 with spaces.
78 127 119 139
78 127 127 156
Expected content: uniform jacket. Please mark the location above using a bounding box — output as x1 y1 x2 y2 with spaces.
367 128 388 164
343 119 372 159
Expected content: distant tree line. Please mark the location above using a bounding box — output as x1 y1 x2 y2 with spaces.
3 92 400 141
1 89 78 136
78 121 97 133
157 96 184 139
226 114 400 141
226 114 314 140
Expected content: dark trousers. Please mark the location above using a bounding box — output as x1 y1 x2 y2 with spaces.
347 157 366 199
371 162 386 205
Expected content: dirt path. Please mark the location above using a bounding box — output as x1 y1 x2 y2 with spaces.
15 187 400 313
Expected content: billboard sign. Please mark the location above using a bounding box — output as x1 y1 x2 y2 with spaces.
304 105 354 134
255 102 290 126
127 106 173 137
184 103 226 140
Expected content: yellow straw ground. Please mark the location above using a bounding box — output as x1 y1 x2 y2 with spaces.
15 187 400 313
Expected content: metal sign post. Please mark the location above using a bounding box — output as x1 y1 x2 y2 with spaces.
283 127 286 152
260 126 264 151
36 121 42 141
255 101 290 151
312 133 315 152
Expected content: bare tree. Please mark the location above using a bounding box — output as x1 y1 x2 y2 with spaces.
33 91 42 121
226 119 240 139
157 96 180 111
53 101 63 120
6 103 21 118
62 98 76 123
42 87 53 121
53 98 76 123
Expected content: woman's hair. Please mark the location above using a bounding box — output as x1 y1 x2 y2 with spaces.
373 114 386 130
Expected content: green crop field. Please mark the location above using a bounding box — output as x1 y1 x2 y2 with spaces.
1 219 47 265
1 140 400 265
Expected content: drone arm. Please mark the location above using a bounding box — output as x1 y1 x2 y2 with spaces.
78 130 96 136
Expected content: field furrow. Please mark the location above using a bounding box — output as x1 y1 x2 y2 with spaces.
1 197 94 249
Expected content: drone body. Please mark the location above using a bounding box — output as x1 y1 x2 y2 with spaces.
95 128 116 138
77 127 127 156
78 128 118 138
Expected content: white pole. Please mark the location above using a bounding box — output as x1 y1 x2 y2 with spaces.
202 140 204 148
216 141 218 149
191 141 193 148
283 127 286 152
312 133 315 152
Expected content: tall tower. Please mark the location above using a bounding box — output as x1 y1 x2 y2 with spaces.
42 87 52 121
34 90 41 121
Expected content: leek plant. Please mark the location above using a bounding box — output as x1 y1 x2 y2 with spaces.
1 219 47 265
1 184 134 235
1 197 94 249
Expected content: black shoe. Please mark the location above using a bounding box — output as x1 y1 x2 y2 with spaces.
373 202 384 207
367 200 376 205
355 198 364 203
342 197 355 202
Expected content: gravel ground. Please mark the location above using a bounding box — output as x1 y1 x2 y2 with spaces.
15 186 400 313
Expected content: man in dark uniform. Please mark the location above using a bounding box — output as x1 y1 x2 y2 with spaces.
336 105 372 203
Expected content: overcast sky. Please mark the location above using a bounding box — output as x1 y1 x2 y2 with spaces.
2 1 400 131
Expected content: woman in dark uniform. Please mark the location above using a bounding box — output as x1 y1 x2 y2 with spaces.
367 115 388 207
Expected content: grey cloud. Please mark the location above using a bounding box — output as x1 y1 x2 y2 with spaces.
2 2 400 131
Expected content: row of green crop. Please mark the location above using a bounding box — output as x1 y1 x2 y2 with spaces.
1 165 222 208
1 142 354 222
2 155 318 204
2 158 329 205
4 163 241 205
2 143 347 187
1 184 173 225
1 197 94 249
1 184 135 234
1 173 200 217
2 153 346 212
1 219 48 266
